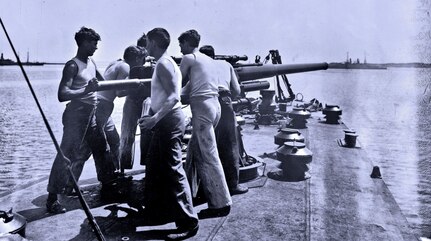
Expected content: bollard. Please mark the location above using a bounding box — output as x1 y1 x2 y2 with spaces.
322 104 342 124
288 107 311 129
256 89 277 125
258 89 276 115
344 133 358 148
274 128 305 146
370 166 382 179
341 129 358 148
275 141 312 181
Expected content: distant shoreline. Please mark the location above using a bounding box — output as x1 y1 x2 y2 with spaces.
0 62 65 66
328 62 431 69
3 61 431 69
44 62 65 65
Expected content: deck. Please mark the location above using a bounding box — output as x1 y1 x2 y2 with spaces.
0 111 419 241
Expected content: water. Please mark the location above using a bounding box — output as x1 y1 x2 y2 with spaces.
0 65 430 237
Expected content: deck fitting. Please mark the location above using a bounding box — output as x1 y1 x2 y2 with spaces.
273 141 313 181
255 90 278 125
287 107 311 129
370 166 382 179
322 104 342 124
274 128 305 146
258 89 276 115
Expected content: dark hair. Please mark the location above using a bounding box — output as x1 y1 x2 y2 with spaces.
123 45 148 62
178 29 200 47
74 27 101 46
137 33 147 47
199 45 215 59
147 28 170 49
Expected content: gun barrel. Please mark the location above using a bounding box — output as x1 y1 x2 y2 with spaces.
214 55 248 63
241 80 270 92
236 62 329 82
232 98 250 107
94 78 151 91
93 63 328 91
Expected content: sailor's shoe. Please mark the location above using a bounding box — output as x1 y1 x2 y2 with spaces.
197 205 230 219
167 221 199 240
229 184 249 195
46 200 66 214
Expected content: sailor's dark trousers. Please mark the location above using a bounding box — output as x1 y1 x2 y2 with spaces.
119 95 143 169
119 66 152 169
215 91 240 189
47 101 115 194
96 99 120 170
143 107 197 223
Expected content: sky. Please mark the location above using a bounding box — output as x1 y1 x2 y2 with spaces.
0 0 427 64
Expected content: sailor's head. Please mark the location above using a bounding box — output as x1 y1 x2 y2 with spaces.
178 29 200 55
199 45 215 59
124 45 148 67
146 28 170 55
137 33 147 48
75 27 101 56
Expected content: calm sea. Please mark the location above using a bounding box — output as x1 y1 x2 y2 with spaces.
0 65 430 237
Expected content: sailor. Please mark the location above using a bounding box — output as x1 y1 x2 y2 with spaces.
46 27 117 213
179 30 232 219
138 28 198 240
119 33 153 170
199 45 249 195
99 45 147 172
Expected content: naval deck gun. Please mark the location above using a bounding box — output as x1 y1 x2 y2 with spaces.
94 51 328 123
97 52 328 97
93 50 329 180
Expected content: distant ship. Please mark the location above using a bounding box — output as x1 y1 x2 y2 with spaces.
328 62 387 70
328 52 387 70
0 52 44 66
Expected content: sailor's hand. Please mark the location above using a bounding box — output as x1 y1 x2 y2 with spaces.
218 86 230 93
138 81 147 89
138 116 156 130
146 56 156 66
85 78 99 93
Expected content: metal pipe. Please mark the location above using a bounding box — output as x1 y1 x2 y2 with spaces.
93 78 151 91
236 62 329 82
241 80 270 92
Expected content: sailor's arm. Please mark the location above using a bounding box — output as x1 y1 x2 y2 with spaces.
229 64 241 98
180 55 192 87
57 60 97 102
116 62 130 80
139 59 179 129
114 62 130 96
